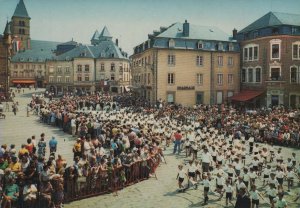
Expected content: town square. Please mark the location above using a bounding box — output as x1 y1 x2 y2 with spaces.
0 0 300 208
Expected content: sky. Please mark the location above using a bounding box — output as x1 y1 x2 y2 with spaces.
0 0 300 54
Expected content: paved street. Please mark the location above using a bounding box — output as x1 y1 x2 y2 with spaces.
1 88 75 164
1 89 300 208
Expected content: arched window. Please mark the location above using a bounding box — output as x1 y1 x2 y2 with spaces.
169 39 175 48
197 41 203 49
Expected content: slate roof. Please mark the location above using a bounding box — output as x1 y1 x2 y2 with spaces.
57 40 78 46
91 30 99 41
55 44 95 61
12 0 30 19
239 12 300 33
4 21 11 35
99 26 112 38
55 40 128 61
11 40 60 63
156 22 232 41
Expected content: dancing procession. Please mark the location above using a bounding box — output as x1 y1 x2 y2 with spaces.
1 88 299 208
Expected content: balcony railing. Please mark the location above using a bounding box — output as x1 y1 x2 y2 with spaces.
265 78 286 87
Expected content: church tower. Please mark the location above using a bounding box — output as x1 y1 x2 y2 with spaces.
11 0 31 50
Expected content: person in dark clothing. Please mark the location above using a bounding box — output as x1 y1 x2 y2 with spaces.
235 187 251 208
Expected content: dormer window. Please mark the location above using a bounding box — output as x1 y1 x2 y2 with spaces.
292 27 298 34
253 30 259 38
218 42 223 51
272 28 279 34
229 43 234 51
169 39 175 48
197 41 203 49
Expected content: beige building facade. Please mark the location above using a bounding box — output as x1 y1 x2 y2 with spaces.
46 60 74 94
131 21 240 106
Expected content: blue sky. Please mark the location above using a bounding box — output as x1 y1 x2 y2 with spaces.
0 0 300 54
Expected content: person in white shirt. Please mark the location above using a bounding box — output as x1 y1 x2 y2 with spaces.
236 177 246 198
186 160 197 189
274 192 288 208
286 167 294 192
216 151 224 166
275 167 285 190
262 165 271 186
201 173 210 205
194 160 202 182
215 173 225 199
191 141 198 160
249 168 257 188
249 185 259 208
184 138 191 157
71 118 76 137
243 168 250 189
201 148 212 173
176 164 186 192
265 173 279 189
265 183 277 208
223 179 234 207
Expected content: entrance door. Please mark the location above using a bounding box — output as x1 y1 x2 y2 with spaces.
167 92 175 104
217 91 223 104
271 95 279 106
196 92 203 104
37 81 42 88
290 95 296 108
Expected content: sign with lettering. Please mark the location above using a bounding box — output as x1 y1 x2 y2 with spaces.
177 86 195 90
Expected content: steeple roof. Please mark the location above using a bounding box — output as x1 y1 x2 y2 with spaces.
3 21 11 35
91 30 100 41
99 26 112 38
13 0 30 19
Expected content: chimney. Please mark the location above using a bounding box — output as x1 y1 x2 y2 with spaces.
116 38 118 46
232 28 237 40
183 20 189 37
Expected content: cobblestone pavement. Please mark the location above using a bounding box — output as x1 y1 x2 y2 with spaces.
1 88 75 164
1 88 300 208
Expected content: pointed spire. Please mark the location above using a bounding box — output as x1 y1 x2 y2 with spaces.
13 0 30 19
99 26 112 38
91 30 100 41
3 21 11 35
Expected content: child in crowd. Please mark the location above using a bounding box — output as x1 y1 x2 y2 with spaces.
176 164 186 192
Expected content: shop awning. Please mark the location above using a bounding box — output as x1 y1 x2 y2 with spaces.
230 90 264 102
12 80 36 84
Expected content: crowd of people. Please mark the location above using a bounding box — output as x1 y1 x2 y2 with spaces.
1 90 300 207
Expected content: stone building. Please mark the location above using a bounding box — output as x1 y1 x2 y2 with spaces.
131 20 240 106
46 27 130 95
234 12 300 108
0 22 13 97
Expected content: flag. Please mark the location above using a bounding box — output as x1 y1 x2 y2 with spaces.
12 39 20 52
